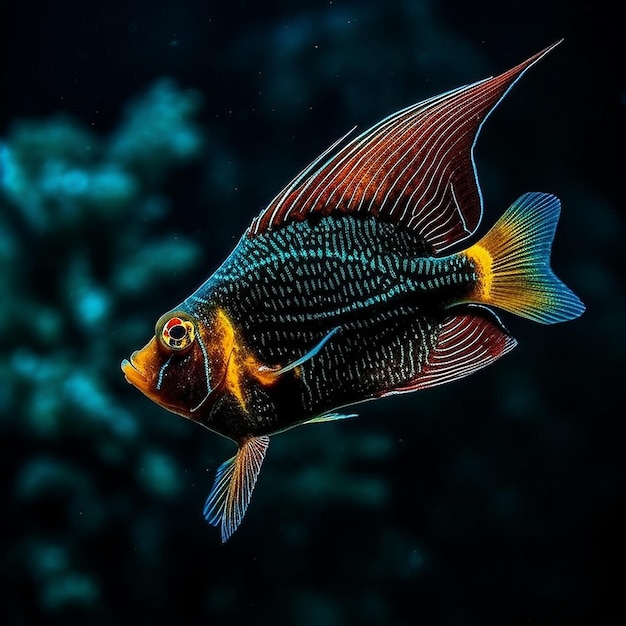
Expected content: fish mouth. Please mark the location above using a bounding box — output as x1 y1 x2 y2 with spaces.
120 356 146 387
121 337 188 416
121 356 147 390
120 336 160 397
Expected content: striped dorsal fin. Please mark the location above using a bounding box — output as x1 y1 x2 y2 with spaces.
247 42 561 254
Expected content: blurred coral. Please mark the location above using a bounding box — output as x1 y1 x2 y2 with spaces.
0 78 205 615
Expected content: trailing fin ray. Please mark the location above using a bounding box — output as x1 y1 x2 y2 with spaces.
203 435 269 542
303 411 358 425
261 326 341 378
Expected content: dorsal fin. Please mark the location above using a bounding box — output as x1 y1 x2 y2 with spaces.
248 41 561 253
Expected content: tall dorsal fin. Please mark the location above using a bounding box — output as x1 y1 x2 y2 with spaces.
248 41 561 253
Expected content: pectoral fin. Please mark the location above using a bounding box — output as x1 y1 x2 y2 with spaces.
257 326 341 379
203 435 269 542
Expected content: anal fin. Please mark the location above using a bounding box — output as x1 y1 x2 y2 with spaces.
203 435 269 542
378 307 517 396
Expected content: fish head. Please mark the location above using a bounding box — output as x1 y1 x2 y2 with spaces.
121 308 234 422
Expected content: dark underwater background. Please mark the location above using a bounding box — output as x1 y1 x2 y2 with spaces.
1 1 623 624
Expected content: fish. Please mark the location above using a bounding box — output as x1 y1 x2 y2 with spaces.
121 40 584 542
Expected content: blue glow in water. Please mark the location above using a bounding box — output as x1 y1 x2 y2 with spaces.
76 288 109 327
0 143 23 195
138 450 182 497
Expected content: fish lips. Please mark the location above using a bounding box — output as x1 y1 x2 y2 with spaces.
121 355 147 389
120 337 171 407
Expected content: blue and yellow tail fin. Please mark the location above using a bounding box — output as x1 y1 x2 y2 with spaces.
464 192 585 324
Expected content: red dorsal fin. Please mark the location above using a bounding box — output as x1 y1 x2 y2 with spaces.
377 307 517 396
248 42 561 253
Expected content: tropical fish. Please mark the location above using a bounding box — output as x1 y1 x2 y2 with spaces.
121 40 584 542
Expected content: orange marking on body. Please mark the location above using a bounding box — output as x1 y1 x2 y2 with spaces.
464 244 493 302
212 309 235 358
211 308 284 412
225 353 247 412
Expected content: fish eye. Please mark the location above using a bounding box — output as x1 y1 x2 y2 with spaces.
156 311 196 353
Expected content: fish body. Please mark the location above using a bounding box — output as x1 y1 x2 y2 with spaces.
122 41 584 541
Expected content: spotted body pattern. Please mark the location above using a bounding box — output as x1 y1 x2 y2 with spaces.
122 42 584 541
190 216 478 418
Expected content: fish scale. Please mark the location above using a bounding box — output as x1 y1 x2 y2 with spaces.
184 215 476 409
201 217 468 320
184 217 460 414
302 305 436 413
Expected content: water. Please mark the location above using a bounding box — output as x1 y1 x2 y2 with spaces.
1 1 622 624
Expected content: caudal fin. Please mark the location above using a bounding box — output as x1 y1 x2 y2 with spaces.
464 192 585 324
